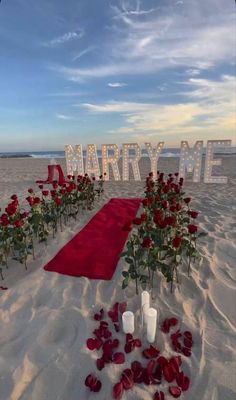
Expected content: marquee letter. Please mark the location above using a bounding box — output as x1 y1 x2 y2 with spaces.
122 143 141 181
101 144 121 181
85 144 101 179
179 141 203 182
64 145 84 176
204 140 231 183
145 142 164 179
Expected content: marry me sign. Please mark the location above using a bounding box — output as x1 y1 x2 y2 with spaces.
65 139 232 184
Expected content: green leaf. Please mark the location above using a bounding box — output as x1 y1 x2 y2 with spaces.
122 271 129 278
125 257 133 264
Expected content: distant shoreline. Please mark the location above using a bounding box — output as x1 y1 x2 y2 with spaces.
0 153 235 159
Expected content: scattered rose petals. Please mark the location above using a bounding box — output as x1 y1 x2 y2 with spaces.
0 286 8 290
163 363 175 383
169 386 182 398
182 347 192 357
113 382 124 400
96 357 105 371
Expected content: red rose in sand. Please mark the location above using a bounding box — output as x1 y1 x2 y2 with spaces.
28 188 34 193
189 211 198 219
42 190 49 196
172 237 182 248
11 194 18 200
0 216 9 226
142 237 153 248
14 219 24 228
175 203 182 212
162 200 168 209
188 224 198 234
174 172 179 177
21 212 29 219
142 199 149 207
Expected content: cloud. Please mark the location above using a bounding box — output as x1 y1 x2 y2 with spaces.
44 30 84 47
80 75 236 143
107 82 127 87
51 1 235 81
72 46 95 62
186 69 201 76
56 113 74 120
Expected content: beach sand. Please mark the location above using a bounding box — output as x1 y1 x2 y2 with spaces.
0 156 236 400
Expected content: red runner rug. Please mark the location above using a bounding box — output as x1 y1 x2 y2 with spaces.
44 198 141 280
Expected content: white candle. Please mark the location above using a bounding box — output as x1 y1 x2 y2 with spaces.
141 290 150 325
141 290 150 308
142 303 149 325
122 311 135 334
146 308 157 343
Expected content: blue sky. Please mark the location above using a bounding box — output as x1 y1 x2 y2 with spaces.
0 0 235 151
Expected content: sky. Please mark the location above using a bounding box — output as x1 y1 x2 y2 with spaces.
0 0 235 151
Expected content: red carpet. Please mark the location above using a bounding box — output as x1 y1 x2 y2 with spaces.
44 198 141 280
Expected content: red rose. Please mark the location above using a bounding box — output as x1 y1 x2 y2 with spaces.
163 185 170 194
188 224 198 234
60 188 66 194
42 190 49 196
189 211 199 219
162 200 168 209
133 217 142 225
52 182 58 189
0 215 9 226
66 186 73 193
28 188 34 193
142 237 153 248
174 172 179 177
173 236 182 248
38 184 43 190
140 213 148 222
26 196 34 206
142 199 149 207
50 190 56 197
184 197 191 204
149 172 153 177
122 222 133 231
14 219 24 228
33 197 41 205
54 197 61 206
170 205 176 213
166 216 176 227
11 194 18 200
21 212 29 219
6 203 17 216
175 203 182 212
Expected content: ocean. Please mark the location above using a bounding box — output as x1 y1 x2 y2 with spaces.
0 147 235 159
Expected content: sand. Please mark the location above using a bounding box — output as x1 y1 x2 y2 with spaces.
0 156 236 400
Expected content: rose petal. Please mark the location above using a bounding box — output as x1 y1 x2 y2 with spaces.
124 341 135 354
131 361 142 372
161 319 170 333
163 364 175 383
153 391 165 400
126 333 134 343
146 360 155 376
112 339 120 348
182 376 190 391
134 339 142 348
87 338 102 351
113 382 124 400
169 386 182 398
142 345 160 359
157 356 168 367
94 308 104 321
121 369 134 390
96 358 105 371
119 301 127 314
93 380 102 392
169 318 178 327
85 374 95 388
184 337 193 348
113 352 125 364
182 347 192 357
183 331 192 340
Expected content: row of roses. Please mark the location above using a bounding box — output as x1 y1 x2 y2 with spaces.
121 171 207 294
0 174 105 278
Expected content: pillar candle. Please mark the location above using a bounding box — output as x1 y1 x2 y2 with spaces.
122 311 135 334
141 290 150 308
146 308 157 343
